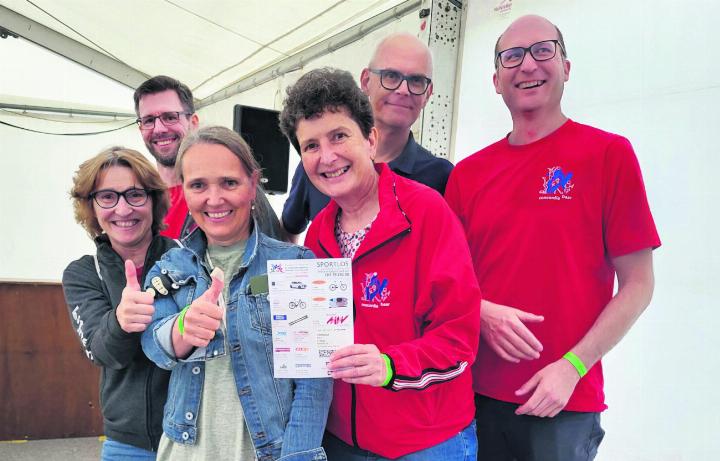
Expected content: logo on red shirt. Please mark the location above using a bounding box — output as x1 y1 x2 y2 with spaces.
539 166 574 200
361 272 391 307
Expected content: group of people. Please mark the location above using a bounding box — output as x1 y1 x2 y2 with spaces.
62 14 660 461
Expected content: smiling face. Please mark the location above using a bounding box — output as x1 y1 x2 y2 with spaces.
93 166 153 254
493 15 570 118
296 108 378 206
137 90 198 167
361 34 433 132
181 143 258 246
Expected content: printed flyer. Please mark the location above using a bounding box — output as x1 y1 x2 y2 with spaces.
267 258 354 378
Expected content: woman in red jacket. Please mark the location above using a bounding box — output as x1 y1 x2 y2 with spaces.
279 67 481 461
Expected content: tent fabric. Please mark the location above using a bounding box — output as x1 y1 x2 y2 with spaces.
1 0 407 102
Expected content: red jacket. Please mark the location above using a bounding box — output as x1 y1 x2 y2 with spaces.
305 164 480 458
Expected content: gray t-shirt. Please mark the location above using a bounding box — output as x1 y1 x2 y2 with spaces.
158 240 256 461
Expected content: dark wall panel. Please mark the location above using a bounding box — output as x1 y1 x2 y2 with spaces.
0 281 102 440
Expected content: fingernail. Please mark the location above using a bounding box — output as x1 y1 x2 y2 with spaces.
211 267 224 281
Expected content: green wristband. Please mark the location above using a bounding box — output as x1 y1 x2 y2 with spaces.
563 351 588 378
380 354 393 387
177 305 191 335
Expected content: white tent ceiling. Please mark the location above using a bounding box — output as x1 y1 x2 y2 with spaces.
0 0 414 112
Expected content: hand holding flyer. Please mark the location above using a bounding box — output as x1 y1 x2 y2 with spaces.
267 258 354 378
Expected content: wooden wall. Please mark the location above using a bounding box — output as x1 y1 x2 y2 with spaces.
0 281 103 440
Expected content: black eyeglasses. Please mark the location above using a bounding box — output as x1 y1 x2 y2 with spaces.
89 188 151 209
368 68 432 95
136 111 192 130
496 40 564 69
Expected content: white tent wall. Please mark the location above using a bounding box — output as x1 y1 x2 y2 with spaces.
455 1 718 460
0 34 136 109
1 37 144 281
0 116 145 281
0 10 421 280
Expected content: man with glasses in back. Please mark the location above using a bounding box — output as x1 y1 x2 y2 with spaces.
281 33 453 239
445 15 661 460
134 75 284 240
134 76 198 238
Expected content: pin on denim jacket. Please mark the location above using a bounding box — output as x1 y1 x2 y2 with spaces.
141 224 331 461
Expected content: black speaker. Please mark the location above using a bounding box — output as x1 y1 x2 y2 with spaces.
233 104 289 194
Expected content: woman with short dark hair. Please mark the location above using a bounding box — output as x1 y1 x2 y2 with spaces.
280 68 481 461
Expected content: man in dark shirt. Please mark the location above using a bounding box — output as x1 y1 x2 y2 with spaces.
281 33 453 237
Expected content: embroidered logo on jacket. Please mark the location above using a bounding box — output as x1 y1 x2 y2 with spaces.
539 166 574 200
361 272 391 308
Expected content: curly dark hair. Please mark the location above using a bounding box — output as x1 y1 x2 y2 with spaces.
279 67 374 153
133 75 195 115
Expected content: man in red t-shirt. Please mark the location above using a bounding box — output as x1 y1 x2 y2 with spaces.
445 15 661 460
134 76 198 239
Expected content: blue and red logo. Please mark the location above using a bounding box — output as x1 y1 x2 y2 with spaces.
361 272 391 303
539 166 574 200
269 263 285 273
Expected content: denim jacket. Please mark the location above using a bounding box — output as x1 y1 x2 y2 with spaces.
141 224 331 461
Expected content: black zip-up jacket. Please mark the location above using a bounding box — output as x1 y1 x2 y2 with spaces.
62 234 177 451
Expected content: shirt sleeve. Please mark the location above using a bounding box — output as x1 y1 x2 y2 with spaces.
444 167 465 225
383 195 481 391
62 257 141 369
160 185 189 239
282 162 312 235
426 157 454 196
254 185 287 241
602 137 661 257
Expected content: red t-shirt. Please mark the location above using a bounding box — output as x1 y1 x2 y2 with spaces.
134 265 144 287
445 120 661 412
160 184 188 239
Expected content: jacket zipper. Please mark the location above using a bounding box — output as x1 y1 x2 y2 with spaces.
143 243 164 451
351 384 359 447
146 366 156 450
318 226 411 449
352 227 410 264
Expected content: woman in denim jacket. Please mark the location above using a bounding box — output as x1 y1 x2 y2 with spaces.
141 126 331 461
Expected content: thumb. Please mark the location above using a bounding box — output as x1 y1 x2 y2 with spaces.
201 268 225 304
124 260 140 291
515 373 540 396
517 310 544 323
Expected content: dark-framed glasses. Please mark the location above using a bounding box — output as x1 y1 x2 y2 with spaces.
136 111 191 130
496 40 564 69
368 68 432 95
89 188 150 209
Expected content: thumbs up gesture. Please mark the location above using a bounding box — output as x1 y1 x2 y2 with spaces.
116 260 156 333
176 268 225 349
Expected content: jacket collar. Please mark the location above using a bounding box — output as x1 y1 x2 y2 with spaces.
315 163 411 260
